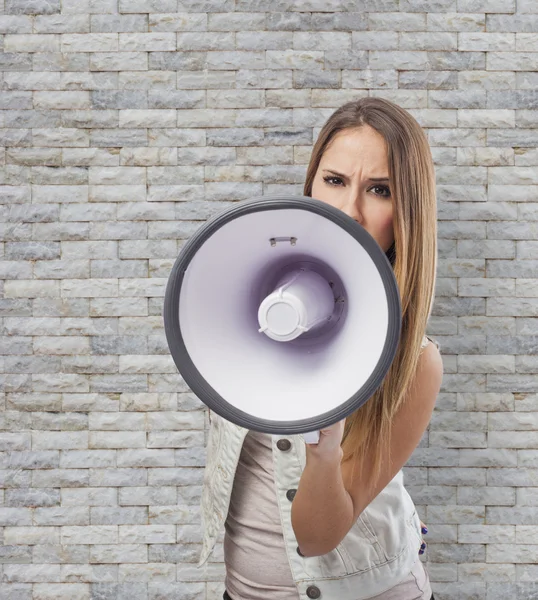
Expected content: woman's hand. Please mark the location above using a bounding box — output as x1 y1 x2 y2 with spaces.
305 418 346 462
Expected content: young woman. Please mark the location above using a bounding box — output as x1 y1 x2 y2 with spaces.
196 97 443 600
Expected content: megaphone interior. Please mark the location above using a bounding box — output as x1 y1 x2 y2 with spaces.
163 195 401 443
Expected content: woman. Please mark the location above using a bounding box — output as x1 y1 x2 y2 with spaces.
196 97 443 600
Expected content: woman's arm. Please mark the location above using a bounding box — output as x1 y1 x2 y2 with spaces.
291 440 355 558
291 341 443 557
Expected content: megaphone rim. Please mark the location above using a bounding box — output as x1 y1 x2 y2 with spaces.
163 194 402 434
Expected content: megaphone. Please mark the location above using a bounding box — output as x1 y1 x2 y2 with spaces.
163 195 401 444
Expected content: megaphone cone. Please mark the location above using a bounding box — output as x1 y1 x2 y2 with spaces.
163 195 401 444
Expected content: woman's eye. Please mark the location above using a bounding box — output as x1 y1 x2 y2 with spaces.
323 175 343 186
322 177 391 198
370 185 391 198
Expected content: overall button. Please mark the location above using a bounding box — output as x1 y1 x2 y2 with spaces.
286 488 297 501
296 546 305 557
277 439 291 451
306 585 321 598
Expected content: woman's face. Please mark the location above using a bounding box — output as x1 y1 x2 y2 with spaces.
311 125 395 253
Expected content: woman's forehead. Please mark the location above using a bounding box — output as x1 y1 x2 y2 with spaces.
320 128 389 174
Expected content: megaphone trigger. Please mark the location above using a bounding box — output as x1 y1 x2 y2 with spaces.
302 430 321 444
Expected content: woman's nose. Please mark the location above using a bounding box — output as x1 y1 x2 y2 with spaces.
338 196 363 224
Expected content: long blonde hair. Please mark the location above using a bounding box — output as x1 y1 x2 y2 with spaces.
304 97 438 491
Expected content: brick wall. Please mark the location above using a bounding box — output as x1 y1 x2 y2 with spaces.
1 1 537 599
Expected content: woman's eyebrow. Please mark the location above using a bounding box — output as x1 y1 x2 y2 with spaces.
323 169 348 179
322 169 389 182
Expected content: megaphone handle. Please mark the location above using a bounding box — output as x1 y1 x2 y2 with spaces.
303 430 320 444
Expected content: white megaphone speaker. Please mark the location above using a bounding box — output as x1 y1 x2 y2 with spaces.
164 195 401 444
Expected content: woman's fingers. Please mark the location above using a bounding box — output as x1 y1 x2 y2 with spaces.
419 520 428 555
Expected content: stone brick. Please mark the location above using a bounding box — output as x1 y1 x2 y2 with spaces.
0 1 535 590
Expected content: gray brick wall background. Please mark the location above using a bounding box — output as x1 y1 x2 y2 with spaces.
1 0 537 598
